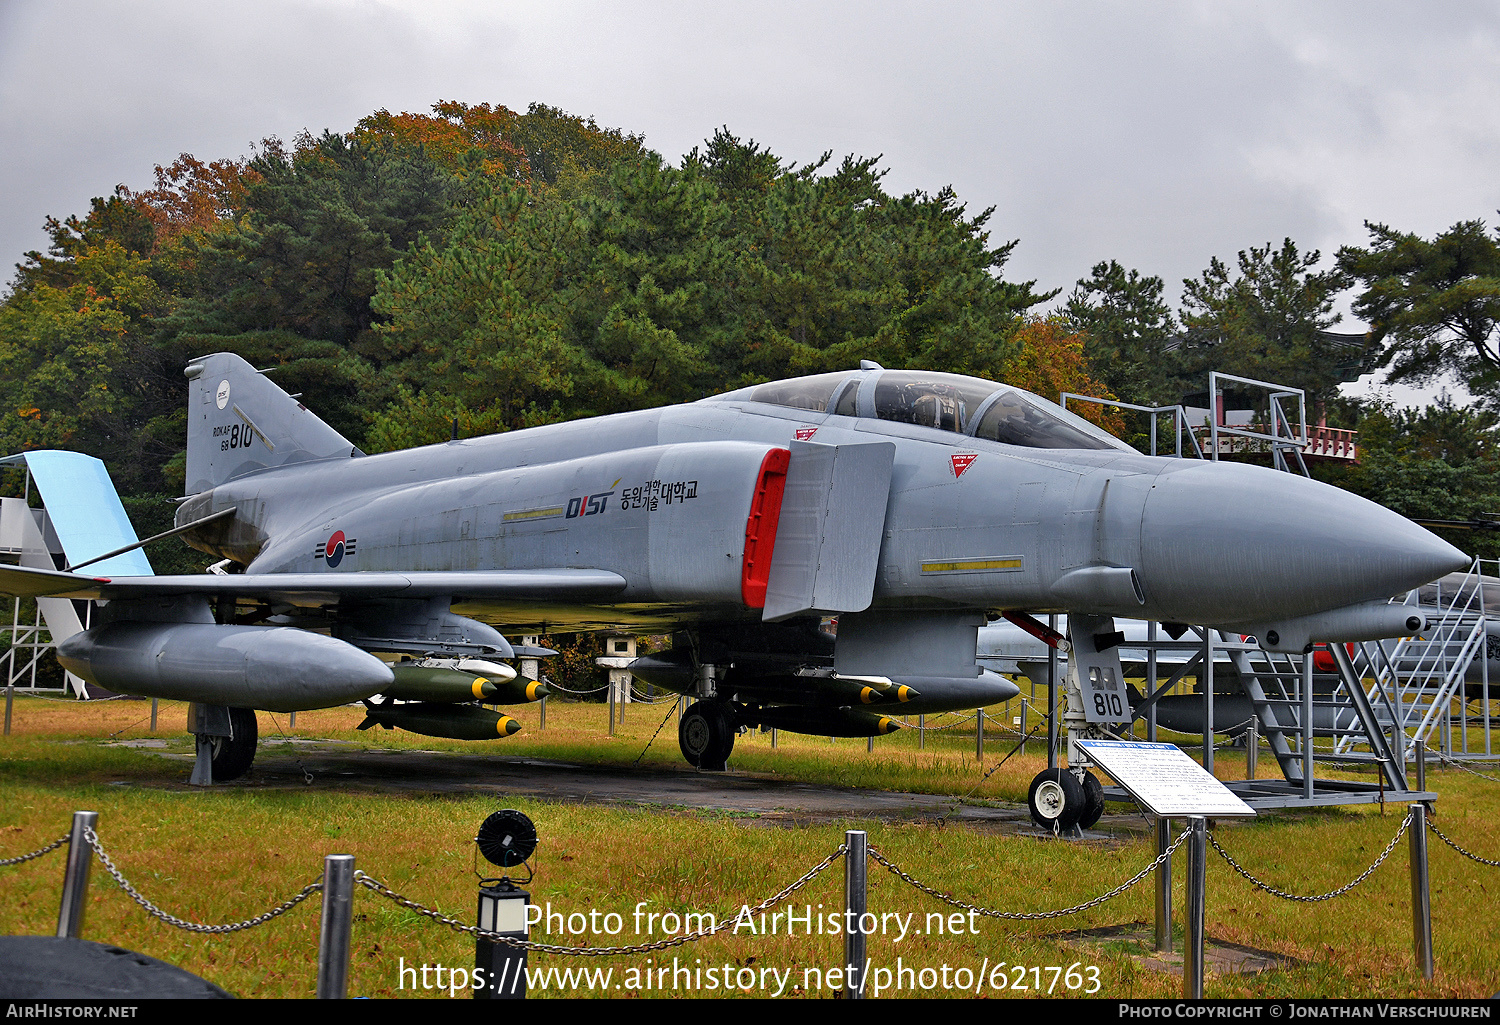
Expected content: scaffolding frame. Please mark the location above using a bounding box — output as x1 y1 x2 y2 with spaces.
1066 371 1435 809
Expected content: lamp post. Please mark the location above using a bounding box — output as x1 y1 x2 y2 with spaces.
474 810 537 1000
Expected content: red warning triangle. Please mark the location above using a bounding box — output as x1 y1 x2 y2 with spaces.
951 453 977 477
795 426 818 441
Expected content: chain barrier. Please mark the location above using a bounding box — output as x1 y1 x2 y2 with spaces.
0 834 69 867
890 711 978 731
1204 718 1257 750
1207 810 1413 903
1425 815 1500 868
541 680 609 696
6 690 123 702
355 844 847 956
83 827 323 934
869 826 1193 921
1435 751 1500 784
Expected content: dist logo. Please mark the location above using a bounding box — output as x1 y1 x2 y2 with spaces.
315 530 357 567
565 492 614 518
950 453 977 478
794 426 818 441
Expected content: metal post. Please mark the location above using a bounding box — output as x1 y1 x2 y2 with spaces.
1409 804 1434 980
1415 740 1425 794
539 694 546 730
289 710 297 729
1019 693 1027 755
843 830 867 999
149 698 157 732
1302 652 1314 800
1048 615 1059 769
317 854 356 999
608 676 616 736
1203 632 1215 775
56 811 98 939
1246 715 1258 781
1146 621 1158 743
867 734 873 753
918 714 924 750
1184 817 1207 999
4 683 11 736
1154 817 1172 953
770 727 777 749
975 708 984 762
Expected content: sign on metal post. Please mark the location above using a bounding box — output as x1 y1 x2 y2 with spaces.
1076 740 1253 993
1076 740 1255 819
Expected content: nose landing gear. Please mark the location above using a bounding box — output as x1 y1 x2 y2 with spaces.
1027 767 1105 833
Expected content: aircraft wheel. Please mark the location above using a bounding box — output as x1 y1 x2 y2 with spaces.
208 707 258 781
1028 768 1084 832
1078 770 1105 830
679 701 735 771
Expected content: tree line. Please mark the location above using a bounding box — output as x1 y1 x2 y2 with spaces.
3 99 1498 565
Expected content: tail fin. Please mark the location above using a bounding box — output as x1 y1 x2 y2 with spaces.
184 353 358 495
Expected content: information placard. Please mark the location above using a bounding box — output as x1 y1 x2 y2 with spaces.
1076 739 1256 818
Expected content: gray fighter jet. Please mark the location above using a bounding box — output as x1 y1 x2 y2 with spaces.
0 355 1467 781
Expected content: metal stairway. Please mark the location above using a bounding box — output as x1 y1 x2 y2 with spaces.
1335 561 1494 762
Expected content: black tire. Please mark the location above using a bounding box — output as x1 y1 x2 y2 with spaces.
679 700 735 771
209 707 258 781
1078 770 1106 829
1028 768 1084 831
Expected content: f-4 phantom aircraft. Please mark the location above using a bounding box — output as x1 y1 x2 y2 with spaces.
0 355 1468 786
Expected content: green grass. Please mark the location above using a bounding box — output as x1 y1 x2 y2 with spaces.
1 694 1498 998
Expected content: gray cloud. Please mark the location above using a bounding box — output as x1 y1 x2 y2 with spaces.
4 0 1496 386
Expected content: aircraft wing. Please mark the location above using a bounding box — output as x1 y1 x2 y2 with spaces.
0 564 628 606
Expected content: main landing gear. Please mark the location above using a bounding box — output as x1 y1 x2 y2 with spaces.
190 705 258 784
679 700 736 771
1027 767 1105 834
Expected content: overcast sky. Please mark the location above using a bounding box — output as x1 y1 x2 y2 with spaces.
2 1 1496 404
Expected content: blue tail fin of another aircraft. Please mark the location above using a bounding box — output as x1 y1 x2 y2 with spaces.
184 353 358 495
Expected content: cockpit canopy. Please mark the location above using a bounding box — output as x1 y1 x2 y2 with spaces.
708 369 1131 452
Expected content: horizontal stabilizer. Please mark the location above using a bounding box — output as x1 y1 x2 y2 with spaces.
0 451 153 576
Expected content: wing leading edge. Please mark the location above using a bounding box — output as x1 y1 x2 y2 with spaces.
0 564 628 606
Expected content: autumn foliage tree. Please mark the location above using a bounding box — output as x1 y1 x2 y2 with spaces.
997 318 1125 435
2 100 1059 502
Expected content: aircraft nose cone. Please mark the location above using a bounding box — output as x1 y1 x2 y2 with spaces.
1138 461 1469 625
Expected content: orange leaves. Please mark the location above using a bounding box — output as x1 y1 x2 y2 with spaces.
117 153 258 250
354 101 529 180
1000 318 1127 434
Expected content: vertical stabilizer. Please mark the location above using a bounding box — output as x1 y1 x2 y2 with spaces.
184 353 357 495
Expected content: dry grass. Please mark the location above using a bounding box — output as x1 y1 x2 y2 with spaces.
1 693 1498 999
